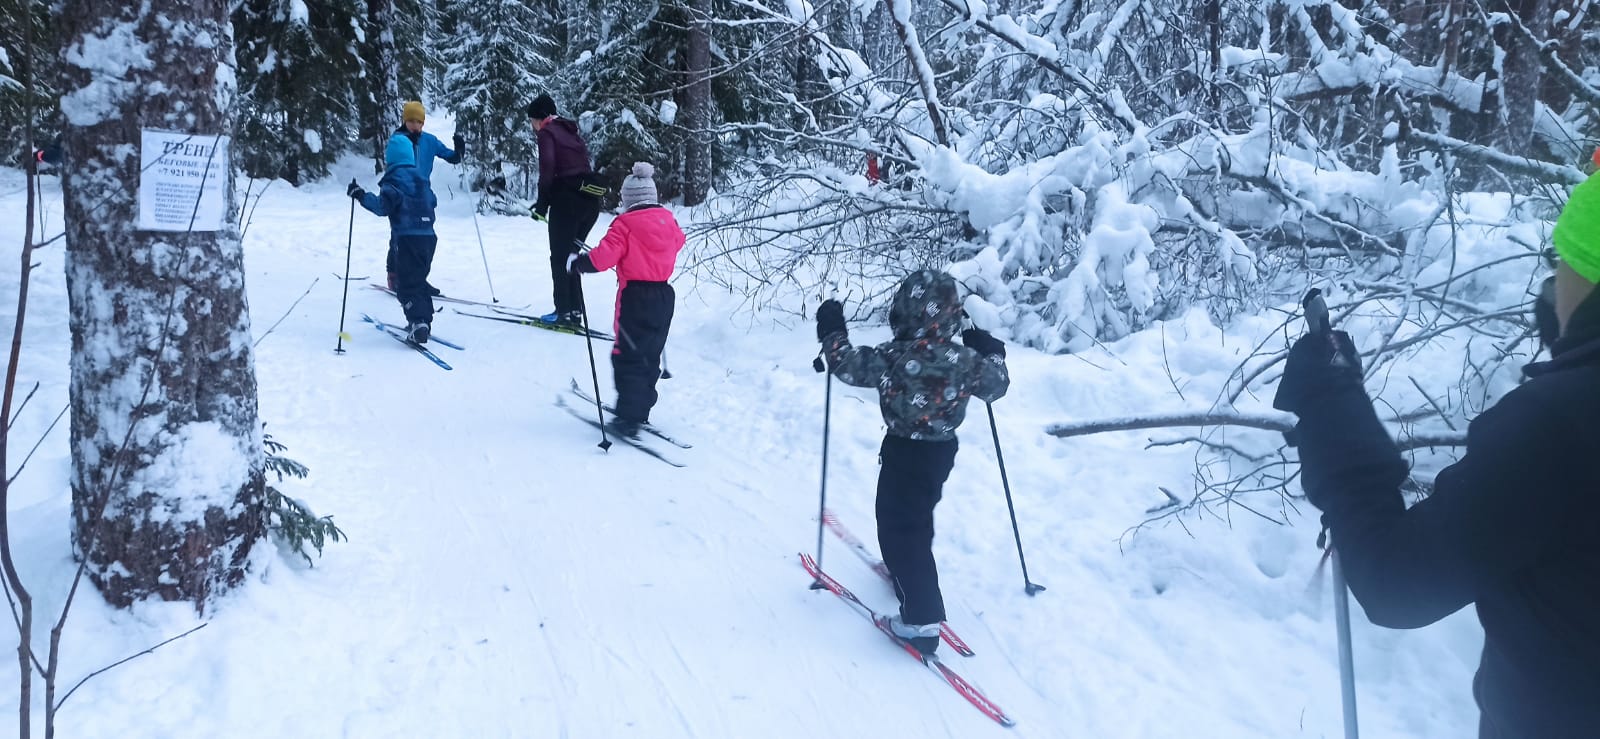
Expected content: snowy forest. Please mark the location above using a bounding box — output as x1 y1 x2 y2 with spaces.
0 0 1596 736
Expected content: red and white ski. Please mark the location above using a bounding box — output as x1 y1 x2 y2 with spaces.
820 509 975 657
799 552 1015 728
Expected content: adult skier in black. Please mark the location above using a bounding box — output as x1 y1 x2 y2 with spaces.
527 93 603 325
1273 176 1600 736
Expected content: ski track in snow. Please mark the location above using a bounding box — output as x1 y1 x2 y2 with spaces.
0 165 1481 737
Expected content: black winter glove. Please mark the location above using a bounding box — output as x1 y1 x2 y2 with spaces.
1272 329 1364 416
816 299 846 342
568 253 598 275
346 180 365 200
1534 275 1560 349
961 328 1006 358
452 133 465 157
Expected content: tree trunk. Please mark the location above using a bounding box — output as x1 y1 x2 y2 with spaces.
883 0 949 147
1497 0 1550 157
370 0 401 171
682 0 713 205
58 0 266 612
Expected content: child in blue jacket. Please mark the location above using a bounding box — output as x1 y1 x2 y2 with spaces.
349 134 439 343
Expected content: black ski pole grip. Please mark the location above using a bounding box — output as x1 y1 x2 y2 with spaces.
1303 288 1329 334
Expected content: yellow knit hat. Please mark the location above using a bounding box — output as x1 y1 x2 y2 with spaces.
402 101 425 124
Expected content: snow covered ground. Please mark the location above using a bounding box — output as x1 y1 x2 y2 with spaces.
0 154 1483 737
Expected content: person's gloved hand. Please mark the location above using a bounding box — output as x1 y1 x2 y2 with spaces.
816 299 846 342
346 180 365 200
452 133 465 156
1534 275 1560 349
531 204 549 221
1273 329 1364 416
961 328 1006 358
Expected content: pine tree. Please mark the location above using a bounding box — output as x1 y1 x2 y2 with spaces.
358 0 437 171
681 0 712 205
361 0 404 169
0 0 56 161
553 0 670 189
436 0 554 196
58 0 266 610
233 0 365 184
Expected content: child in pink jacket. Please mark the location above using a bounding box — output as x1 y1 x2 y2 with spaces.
570 162 686 438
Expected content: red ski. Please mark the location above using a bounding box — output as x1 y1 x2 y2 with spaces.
820 509 975 657
799 552 1015 728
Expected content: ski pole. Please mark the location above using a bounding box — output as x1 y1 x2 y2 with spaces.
809 349 833 587
335 188 356 354
1332 545 1359 739
660 348 672 380
575 284 611 451
987 402 1045 596
1302 288 1359 739
470 207 498 303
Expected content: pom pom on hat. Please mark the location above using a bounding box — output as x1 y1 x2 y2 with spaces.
619 161 659 211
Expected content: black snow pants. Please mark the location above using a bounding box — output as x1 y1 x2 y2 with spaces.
548 188 601 315
392 234 437 324
876 434 959 626
612 281 675 423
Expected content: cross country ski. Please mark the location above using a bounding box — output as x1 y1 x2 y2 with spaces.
800 553 1014 727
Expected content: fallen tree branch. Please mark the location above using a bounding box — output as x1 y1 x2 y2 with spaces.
1045 410 1466 452
1408 130 1585 185
1046 411 1294 437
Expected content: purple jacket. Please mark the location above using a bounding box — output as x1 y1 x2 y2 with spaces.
534 118 594 209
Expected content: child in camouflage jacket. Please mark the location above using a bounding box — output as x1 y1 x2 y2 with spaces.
816 269 1010 655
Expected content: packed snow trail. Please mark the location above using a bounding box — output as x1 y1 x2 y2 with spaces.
0 163 1482 737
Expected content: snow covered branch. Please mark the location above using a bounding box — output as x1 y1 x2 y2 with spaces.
1045 411 1294 437
1408 131 1587 185
1045 410 1466 452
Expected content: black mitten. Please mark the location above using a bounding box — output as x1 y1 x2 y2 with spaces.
816 300 846 342
961 328 1006 358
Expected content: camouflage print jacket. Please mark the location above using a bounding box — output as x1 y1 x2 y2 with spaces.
823 271 1010 441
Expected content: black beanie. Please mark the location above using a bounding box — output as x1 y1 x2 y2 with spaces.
527 94 557 120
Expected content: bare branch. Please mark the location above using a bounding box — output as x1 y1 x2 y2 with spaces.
1046 411 1295 437
253 277 320 348
53 623 208 712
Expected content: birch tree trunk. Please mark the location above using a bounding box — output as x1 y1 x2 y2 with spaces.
57 0 266 612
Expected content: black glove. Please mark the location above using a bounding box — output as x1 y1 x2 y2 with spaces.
346 180 364 200
816 299 846 342
961 328 1006 358
452 133 465 156
1272 329 1364 416
1534 275 1560 349
568 253 597 275
532 204 549 221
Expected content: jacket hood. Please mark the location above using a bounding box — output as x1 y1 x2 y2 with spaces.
384 134 416 169
546 117 582 138
888 270 962 341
